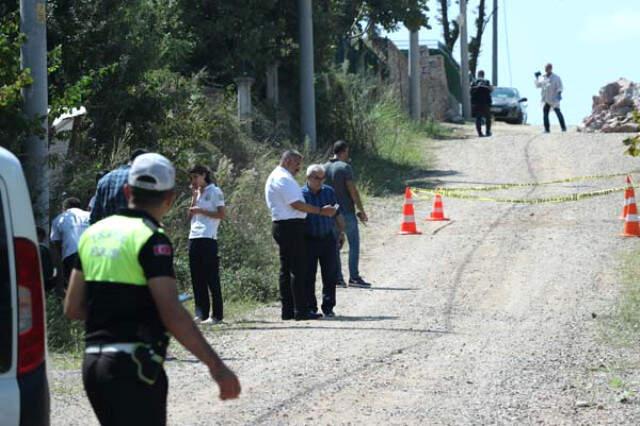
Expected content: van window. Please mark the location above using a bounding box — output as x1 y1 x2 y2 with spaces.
0 192 11 373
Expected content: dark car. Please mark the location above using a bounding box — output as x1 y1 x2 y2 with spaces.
491 87 528 124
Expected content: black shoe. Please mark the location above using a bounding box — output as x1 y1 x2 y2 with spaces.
478 133 485 137
561 128 567 132
282 313 295 321
323 310 336 318
348 277 371 288
336 280 348 288
295 312 322 321
486 132 492 137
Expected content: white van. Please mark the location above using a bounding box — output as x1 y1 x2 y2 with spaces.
0 146 50 425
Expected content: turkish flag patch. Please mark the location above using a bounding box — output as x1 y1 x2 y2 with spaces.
153 244 172 256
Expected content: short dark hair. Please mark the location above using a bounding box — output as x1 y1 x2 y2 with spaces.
63 197 82 210
96 169 109 184
130 187 172 208
188 165 212 184
280 150 303 163
130 148 148 163
333 140 348 155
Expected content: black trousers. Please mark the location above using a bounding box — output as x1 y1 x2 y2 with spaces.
473 105 492 136
83 353 168 426
306 234 338 314
272 219 308 317
543 103 566 132
62 253 78 288
189 238 223 321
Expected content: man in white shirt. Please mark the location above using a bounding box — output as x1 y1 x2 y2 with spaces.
534 63 567 133
50 197 90 288
188 165 226 324
265 150 337 321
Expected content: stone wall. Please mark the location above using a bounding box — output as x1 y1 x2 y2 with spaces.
369 37 456 122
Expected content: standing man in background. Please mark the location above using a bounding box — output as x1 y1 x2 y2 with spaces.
50 197 90 289
470 70 493 137
324 140 371 288
265 150 337 321
90 148 147 223
302 164 345 318
534 63 567 133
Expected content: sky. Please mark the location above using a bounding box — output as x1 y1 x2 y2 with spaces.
381 0 640 126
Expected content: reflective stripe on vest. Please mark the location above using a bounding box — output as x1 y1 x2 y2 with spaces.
78 215 163 286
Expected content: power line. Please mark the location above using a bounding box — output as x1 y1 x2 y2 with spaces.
502 0 513 87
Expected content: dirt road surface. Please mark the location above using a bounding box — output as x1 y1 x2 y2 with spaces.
51 124 640 425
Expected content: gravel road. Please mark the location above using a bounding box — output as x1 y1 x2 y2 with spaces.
51 124 640 425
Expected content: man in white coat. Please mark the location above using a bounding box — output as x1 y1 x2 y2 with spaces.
534 63 567 133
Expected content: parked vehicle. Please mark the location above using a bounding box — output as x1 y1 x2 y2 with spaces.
491 87 528 124
0 146 50 425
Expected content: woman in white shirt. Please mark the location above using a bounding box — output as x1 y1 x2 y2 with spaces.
188 165 226 324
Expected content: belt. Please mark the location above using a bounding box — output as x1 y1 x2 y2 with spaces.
85 343 139 354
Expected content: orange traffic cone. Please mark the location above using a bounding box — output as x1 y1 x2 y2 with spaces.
399 187 422 235
425 193 450 221
621 175 635 220
621 192 640 237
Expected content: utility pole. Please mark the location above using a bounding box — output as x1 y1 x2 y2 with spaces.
492 0 498 86
409 30 422 121
20 0 49 230
298 0 317 150
459 0 471 120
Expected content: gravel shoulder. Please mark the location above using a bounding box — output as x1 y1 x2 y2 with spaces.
51 123 640 425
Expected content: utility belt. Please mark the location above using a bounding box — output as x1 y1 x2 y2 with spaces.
85 342 166 385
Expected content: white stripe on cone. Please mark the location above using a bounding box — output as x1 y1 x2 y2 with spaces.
403 215 416 222
626 214 639 222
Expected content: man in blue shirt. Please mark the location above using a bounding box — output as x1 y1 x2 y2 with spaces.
302 164 345 317
90 148 147 224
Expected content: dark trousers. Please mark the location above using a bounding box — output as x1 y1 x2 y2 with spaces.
543 103 566 132
189 238 223 321
306 234 338 314
83 353 168 426
272 219 308 317
473 105 491 136
62 253 78 288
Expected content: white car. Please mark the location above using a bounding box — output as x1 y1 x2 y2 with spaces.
0 146 50 425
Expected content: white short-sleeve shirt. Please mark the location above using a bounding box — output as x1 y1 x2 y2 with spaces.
265 166 307 221
50 207 90 259
189 184 225 239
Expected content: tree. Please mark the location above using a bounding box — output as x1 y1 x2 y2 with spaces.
438 0 460 52
468 0 487 77
0 11 39 153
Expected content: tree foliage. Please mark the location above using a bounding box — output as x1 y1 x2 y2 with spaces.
0 12 37 152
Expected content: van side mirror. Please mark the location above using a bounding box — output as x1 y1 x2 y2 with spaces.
519 97 528 103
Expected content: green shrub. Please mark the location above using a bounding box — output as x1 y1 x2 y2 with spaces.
46 294 83 353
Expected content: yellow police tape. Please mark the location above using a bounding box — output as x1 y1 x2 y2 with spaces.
411 171 640 204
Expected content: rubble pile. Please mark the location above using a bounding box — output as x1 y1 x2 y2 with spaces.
579 78 640 133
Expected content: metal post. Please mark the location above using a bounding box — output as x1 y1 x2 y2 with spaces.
298 0 317 150
459 0 471 120
20 0 49 230
492 0 498 86
409 30 421 121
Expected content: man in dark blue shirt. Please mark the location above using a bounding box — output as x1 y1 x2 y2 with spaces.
89 148 147 224
302 164 345 317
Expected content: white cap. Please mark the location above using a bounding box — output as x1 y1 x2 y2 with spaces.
128 153 175 191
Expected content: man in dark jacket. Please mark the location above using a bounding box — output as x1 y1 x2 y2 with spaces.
470 70 493 137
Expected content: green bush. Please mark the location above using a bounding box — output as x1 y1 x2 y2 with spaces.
46 294 84 353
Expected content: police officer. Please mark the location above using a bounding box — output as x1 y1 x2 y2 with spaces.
64 153 240 425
